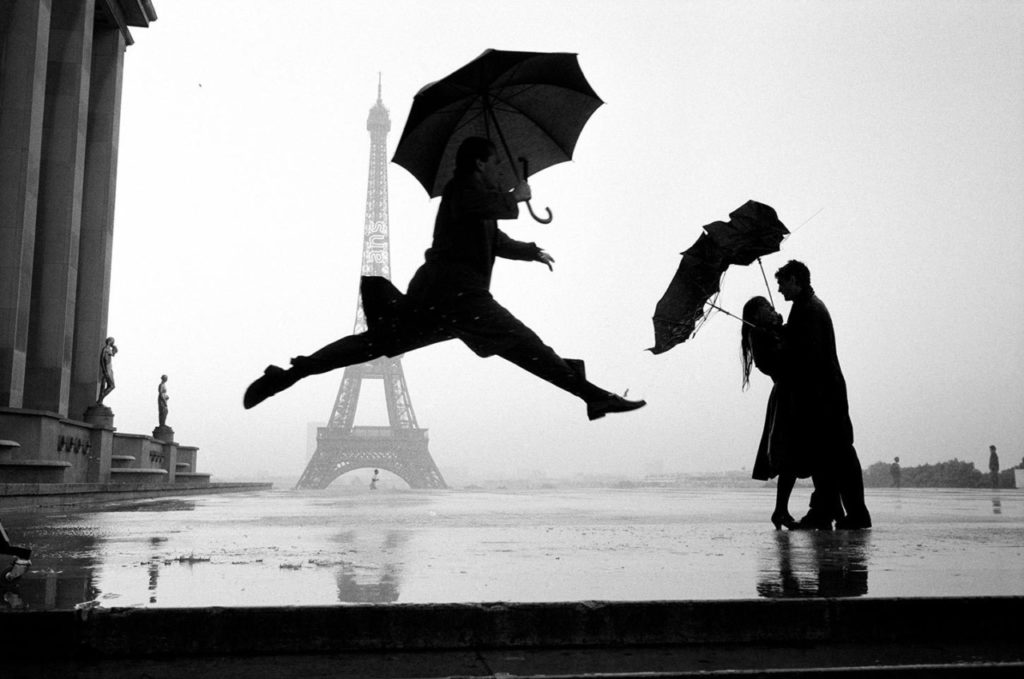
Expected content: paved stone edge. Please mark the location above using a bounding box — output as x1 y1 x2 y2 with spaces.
0 482 273 511
0 596 1020 660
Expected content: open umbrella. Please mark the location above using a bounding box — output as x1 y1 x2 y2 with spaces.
392 49 604 223
649 200 789 354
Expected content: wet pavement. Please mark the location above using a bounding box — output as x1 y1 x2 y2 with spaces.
1 486 1022 610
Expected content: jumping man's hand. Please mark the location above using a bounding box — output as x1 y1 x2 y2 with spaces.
537 249 555 271
512 181 532 202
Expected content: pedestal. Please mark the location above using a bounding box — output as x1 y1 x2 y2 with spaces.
83 405 114 429
152 425 174 443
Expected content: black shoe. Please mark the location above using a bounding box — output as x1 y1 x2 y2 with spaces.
771 511 798 531
243 365 298 409
587 393 646 420
836 513 872 530
792 512 834 531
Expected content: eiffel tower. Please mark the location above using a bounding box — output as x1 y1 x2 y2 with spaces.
295 79 446 490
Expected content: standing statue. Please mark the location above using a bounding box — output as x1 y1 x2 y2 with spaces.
97 337 118 404
157 375 169 427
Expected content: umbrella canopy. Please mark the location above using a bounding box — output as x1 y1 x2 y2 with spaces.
649 201 789 355
392 49 604 199
705 201 789 266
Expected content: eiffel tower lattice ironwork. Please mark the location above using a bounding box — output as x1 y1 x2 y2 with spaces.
296 80 446 490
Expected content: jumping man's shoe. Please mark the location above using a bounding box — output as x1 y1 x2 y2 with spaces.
586 392 647 421
243 365 299 409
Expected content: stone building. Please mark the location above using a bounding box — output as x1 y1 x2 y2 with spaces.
1 1 212 497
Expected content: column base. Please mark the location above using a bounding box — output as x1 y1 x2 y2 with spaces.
152 425 174 443
83 405 114 428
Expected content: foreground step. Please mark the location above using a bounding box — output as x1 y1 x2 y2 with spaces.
2 597 1022 677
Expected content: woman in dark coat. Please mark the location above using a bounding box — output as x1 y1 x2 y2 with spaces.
742 296 811 529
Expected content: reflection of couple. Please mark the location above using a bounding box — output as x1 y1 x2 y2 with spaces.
742 261 871 531
757 530 869 598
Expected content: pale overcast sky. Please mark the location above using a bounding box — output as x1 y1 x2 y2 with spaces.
107 0 1024 483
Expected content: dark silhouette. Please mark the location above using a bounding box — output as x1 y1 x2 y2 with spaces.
775 260 870 530
989 445 999 489
742 296 811 530
157 375 169 427
1 521 32 583
650 201 788 354
369 469 379 491
97 337 117 404
245 137 645 421
891 456 901 488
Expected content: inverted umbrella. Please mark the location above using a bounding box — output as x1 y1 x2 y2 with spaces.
649 201 789 354
392 49 604 222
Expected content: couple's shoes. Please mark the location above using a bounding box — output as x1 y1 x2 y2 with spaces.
243 365 300 410
792 513 835 531
783 511 873 531
587 393 647 421
835 513 872 530
771 511 798 531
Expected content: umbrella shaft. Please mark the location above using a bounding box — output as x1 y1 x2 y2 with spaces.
484 97 523 182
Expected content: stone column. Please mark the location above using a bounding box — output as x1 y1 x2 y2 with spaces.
23 0 95 416
0 1 50 408
70 25 125 419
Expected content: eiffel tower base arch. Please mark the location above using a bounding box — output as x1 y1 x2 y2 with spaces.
296 426 446 490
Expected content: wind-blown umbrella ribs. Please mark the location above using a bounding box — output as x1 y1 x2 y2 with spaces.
649 201 788 355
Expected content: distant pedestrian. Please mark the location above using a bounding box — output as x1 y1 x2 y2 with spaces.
988 445 999 489
891 456 901 489
370 469 379 491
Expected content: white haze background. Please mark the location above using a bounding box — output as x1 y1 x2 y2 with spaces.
106 0 1024 484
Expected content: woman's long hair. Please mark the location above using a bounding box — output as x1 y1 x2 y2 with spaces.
741 296 773 391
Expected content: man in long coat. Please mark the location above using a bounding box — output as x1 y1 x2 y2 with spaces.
244 137 645 421
775 260 871 529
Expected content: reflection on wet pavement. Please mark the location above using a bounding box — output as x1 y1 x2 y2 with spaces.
0 487 1021 610
756 530 870 598
105 499 198 513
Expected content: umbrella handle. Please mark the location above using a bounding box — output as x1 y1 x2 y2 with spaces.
527 202 553 224
519 157 554 224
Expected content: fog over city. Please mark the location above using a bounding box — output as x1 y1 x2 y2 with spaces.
105 1 1023 484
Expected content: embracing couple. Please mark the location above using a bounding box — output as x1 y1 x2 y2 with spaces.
741 260 872 531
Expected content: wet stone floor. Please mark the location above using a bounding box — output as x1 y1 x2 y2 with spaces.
1 486 1022 610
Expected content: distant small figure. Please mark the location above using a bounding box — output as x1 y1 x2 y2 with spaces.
157 375 169 427
988 445 999 489
891 457 901 489
97 337 118 404
370 469 379 491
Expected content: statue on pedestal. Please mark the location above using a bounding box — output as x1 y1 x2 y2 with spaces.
97 337 118 404
152 374 174 442
158 374 169 427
